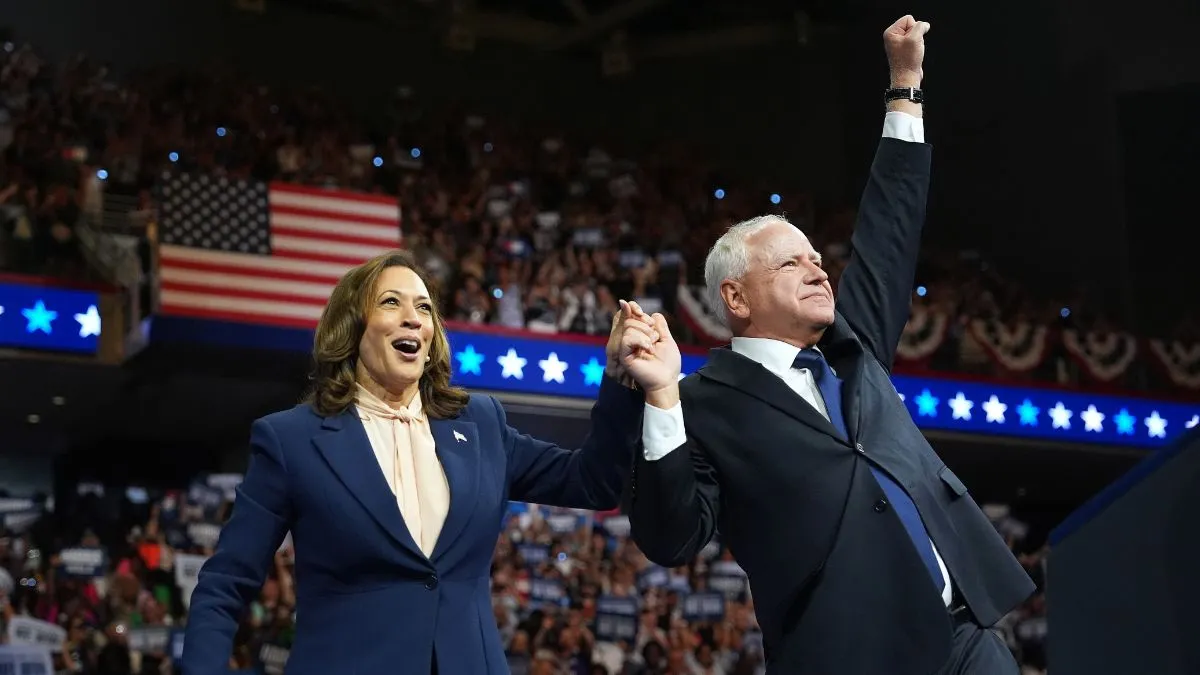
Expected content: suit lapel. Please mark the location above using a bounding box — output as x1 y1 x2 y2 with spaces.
429 418 480 562
699 349 847 442
312 410 426 563
821 315 868 442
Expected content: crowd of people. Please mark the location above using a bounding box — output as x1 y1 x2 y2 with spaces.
0 479 1050 674
3 39 1197 393
0 33 1125 675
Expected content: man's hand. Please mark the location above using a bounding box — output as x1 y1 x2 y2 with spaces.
616 301 682 408
883 15 930 88
605 300 639 382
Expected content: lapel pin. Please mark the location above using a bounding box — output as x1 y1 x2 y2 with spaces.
453 430 467 443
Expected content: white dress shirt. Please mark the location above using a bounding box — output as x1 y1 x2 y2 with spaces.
640 111 952 606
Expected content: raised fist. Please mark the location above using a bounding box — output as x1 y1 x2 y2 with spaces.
883 15 930 87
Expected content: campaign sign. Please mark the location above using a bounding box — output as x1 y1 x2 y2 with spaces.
186 522 221 549
58 547 106 578
708 560 748 601
0 282 101 354
517 543 550 566
681 592 726 622
528 577 565 607
175 553 209 609
170 629 186 667
593 595 639 642
6 617 66 652
206 473 244 500
257 643 291 675
127 626 171 654
637 565 669 590
0 645 54 675
188 478 226 515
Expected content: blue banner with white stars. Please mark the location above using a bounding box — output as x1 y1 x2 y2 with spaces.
148 316 1200 450
0 282 102 355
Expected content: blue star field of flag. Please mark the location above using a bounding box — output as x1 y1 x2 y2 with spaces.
158 172 272 254
0 281 102 354
149 315 1200 450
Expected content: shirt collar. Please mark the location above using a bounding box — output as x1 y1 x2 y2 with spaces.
730 337 822 373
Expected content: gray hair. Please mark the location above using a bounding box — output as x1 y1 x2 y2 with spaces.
703 215 797 327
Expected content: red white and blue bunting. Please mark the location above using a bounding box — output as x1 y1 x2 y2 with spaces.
967 319 1050 373
1147 339 1200 390
673 286 1199 390
1062 330 1139 383
896 306 949 362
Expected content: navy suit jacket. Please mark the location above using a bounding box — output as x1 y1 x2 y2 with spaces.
182 376 642 674
627 139 1034 674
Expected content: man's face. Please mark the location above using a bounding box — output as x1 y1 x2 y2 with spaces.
726 220 834 344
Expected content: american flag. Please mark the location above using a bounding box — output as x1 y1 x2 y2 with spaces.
157 173 401 328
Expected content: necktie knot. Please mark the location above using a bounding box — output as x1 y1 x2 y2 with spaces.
792 348 829 382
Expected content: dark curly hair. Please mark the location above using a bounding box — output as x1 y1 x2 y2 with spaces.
306 249 469 419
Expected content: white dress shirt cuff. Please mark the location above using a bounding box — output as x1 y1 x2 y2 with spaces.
883 111 925 143
642 402 687 461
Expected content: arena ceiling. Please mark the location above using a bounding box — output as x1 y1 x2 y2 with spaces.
278 0 843 57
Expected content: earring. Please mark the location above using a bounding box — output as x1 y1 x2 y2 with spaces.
425 355 431 362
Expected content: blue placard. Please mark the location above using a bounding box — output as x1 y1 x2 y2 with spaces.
681 591 726 621
529 577 566 607
57 547 107 578
148 316 1200 450
637 565 669 590
594 595 639 642
0 282 102 354
517 543 551 566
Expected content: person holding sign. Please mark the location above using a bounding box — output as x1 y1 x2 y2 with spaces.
618 16 1034 675
182 250 669 674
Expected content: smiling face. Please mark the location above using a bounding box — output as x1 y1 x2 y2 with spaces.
722 219 835 346
354 265 437 406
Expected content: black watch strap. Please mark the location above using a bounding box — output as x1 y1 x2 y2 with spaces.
884 87 924 105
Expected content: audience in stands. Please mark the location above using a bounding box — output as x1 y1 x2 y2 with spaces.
0 482 1049 674
3 41 1197 392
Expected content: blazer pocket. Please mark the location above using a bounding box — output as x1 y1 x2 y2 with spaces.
938 465 968 499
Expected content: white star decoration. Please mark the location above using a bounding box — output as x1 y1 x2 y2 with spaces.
1143 411 1167 438
982 395 1007 423
948 392 974 420
1049 402 1073 429
1187 415 1199 429
74 305 102 338
1080 405 1105 432
497 349 527 379
538 352 569 384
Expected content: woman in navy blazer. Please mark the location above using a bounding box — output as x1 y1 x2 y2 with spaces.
181 250 669 674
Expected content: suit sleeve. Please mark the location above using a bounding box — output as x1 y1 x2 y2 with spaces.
182 419 293 674
501 374 643 510
628 414 721 567
835 137 932 368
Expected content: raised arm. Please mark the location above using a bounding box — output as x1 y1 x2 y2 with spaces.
503 302 664 509
500 374 643 510
835 17 932 367
182 419 293 674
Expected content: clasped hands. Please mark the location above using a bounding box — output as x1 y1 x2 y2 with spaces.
604 300 682 409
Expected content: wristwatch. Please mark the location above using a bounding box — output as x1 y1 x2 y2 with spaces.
884 87 924 105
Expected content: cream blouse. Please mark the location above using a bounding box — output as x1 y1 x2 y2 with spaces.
354 384 449 557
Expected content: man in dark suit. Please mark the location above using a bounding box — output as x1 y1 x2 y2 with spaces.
616 16 1035 675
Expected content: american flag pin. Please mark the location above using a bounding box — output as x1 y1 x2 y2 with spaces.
453 430 467 443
